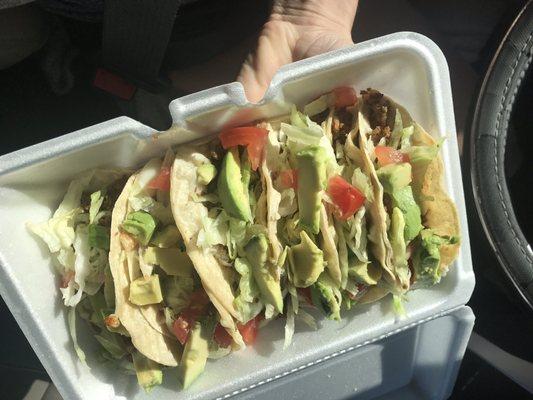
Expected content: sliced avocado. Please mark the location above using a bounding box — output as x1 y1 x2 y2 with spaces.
132 351 162 392
390 186 423 242
412 229 455 286
348 260 382 285
121 211 157 246
150 225 181 248
143 247 193 277
296 146 327 234
310 273 341 320
129 275 163 306
178 321 209 389
197 163 217 186
289 231 325 288
218 148 252 221
244 234 283 313
377 163 412 193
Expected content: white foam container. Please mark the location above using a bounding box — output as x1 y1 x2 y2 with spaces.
0 32 475 400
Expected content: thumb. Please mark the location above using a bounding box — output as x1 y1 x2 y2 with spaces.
237 21 297 103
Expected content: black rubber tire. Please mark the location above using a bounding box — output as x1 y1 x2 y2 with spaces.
471 0 533 309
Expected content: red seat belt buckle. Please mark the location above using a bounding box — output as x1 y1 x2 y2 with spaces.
93 68 137 100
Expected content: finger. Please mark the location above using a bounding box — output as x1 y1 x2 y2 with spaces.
237 21 297 103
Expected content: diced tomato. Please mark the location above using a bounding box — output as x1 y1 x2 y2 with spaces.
327 176 366 220
219 126 268 171
60 270 75 288
332 86 358 108
279 169 298 189
237 314 262 345
214 324 233 348
356 283 367 292
375 146 409 166
172 290 210 345
104 314 120 329
298 287 313 305
147 166 171 191
172 314 193 345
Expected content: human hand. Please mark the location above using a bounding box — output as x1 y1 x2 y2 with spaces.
238 0 358 103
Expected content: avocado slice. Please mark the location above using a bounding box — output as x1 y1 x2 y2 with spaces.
412 229 458 286
296 146 327 234
150 225 181 248
348 260 383 286
377 163 412 193
390 186 423 242
218 148 252 221
129 275 163 306
143 247 193 277
132 351 162 392
244 234 283 313
121 211 158 246
289 231 325 288
197 162 217 186
310 272 341 320
178 321 209 389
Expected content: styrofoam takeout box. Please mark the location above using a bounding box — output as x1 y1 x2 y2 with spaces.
0 32 474 400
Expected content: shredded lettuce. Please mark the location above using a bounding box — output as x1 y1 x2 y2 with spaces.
138 248 154 277
400 126 414 150
334 220 349 289
405 144 440 165
233 258 262 323
351 168 373 201
89 190 104 224
345 207 368 263
163 307 175 333
390 208 410 290
68 307 87 366
278 188 297 217
94 329 128 359
88 224 110 250
28 208 78 255
283 296 296 349
297 308 317 330
389 110 404 149
392 294 406 319
61 225 91 307
197 210 229 251
281 106 338 175
226 217 247 259
131 158 161 196
264 303 277 320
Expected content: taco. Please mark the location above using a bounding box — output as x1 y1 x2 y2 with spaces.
170 132 286 338
358 88 460 291
28 86 461 393
110 150 250 389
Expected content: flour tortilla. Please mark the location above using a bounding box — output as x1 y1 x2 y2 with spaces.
171 145 244 348
109 175 180 366
356 112 399 290
371 97 460 273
